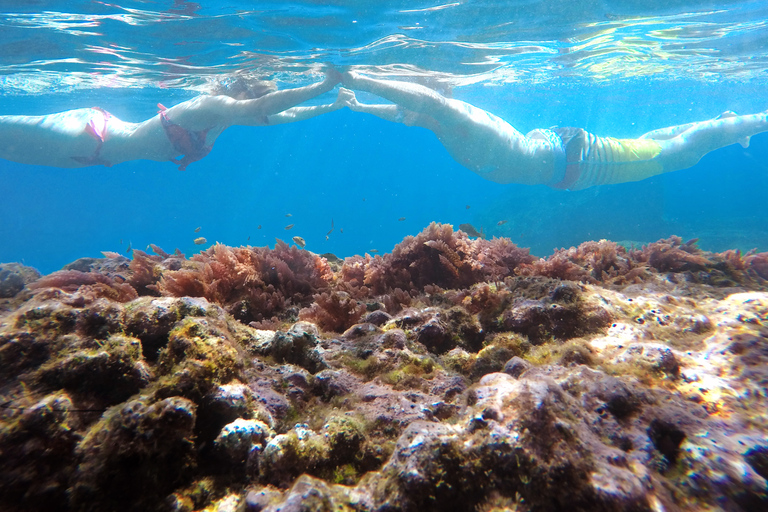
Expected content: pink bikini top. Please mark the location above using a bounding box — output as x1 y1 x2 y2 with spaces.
157 103 213 171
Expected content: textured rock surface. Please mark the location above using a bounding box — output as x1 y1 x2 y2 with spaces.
2 232 768 511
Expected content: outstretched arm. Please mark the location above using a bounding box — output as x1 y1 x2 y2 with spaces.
334 88 438 130
266 87 350 125
231 70 341 124
341 71 469 128
158 70 342 130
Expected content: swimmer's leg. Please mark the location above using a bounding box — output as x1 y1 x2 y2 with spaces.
639 112 740 140
657 110 768 171
639 122 698 140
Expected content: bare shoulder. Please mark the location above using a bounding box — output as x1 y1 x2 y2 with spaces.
162 95 234 130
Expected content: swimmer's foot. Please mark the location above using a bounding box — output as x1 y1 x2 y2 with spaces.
716 111 738 120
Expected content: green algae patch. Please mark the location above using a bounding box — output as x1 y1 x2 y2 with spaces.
72 396 198 511
159 317 242 383
32 334 149 404
442 332 530 380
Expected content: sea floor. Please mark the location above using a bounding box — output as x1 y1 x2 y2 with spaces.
1 223 767 511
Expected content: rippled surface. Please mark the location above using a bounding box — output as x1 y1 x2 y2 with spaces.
1 0 767 93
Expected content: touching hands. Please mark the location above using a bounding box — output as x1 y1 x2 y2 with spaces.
334 88 359 110
322 64 343 87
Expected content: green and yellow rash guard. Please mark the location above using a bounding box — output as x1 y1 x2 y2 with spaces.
548 127 663 190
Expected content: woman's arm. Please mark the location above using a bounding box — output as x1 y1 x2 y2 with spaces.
227 70 341 126
157 70 342 130
265 88 352 125
335 88 438 130
250 70 340 116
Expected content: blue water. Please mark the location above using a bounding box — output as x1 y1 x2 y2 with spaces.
2 1 768 274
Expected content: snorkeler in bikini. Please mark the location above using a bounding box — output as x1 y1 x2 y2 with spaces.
338 71 768 190
0 69 342 171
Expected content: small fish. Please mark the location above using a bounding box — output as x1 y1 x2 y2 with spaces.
398 217 406 221
369 249 379 253
340 228 344 234
325 235 329 241
466 205 471 209
101 251 121 259
257 225 262 229
459 223 483 238
125 242 132 253
326 219 334 236
497 220 508 226
247 236 251 241
362 198 366 201
285 224 294 230
292 236 306 248
194 226 201 233
119 238 123 245
194 237 207 245
285 213 292 217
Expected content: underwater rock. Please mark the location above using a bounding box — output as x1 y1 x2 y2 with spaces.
243 475 351 512
502 355 532 378
124 296 217 361
214 418 272 464
3 230 768 511
71 396 198 511
0 393 80 510
259 424 331 485
270 322 329 374
363 309 392 326
313 368 361 399
0 262 40 298
33 333 150 404
501 292 613 343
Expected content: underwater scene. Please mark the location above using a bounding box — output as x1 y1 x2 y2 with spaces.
2 1 768 511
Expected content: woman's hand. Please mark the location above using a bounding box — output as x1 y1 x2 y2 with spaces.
334 88 359 110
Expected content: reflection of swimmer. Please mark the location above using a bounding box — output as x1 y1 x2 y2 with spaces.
0 70 342 170
339 72 768 190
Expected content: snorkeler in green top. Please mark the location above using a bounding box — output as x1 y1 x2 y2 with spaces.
338 71 768 190
0 70 343 170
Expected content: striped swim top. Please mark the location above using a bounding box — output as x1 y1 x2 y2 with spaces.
548 127 663 190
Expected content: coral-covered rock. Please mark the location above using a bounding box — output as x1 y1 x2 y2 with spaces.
33 333 150 404
313 368 361 399
0 262 40 298
244 475 352 512
214 418 272 464
501 286 613 343
270 322 328 374
0 393 80 510
3 230 768 511
71 396 198 511
259 424 330 485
